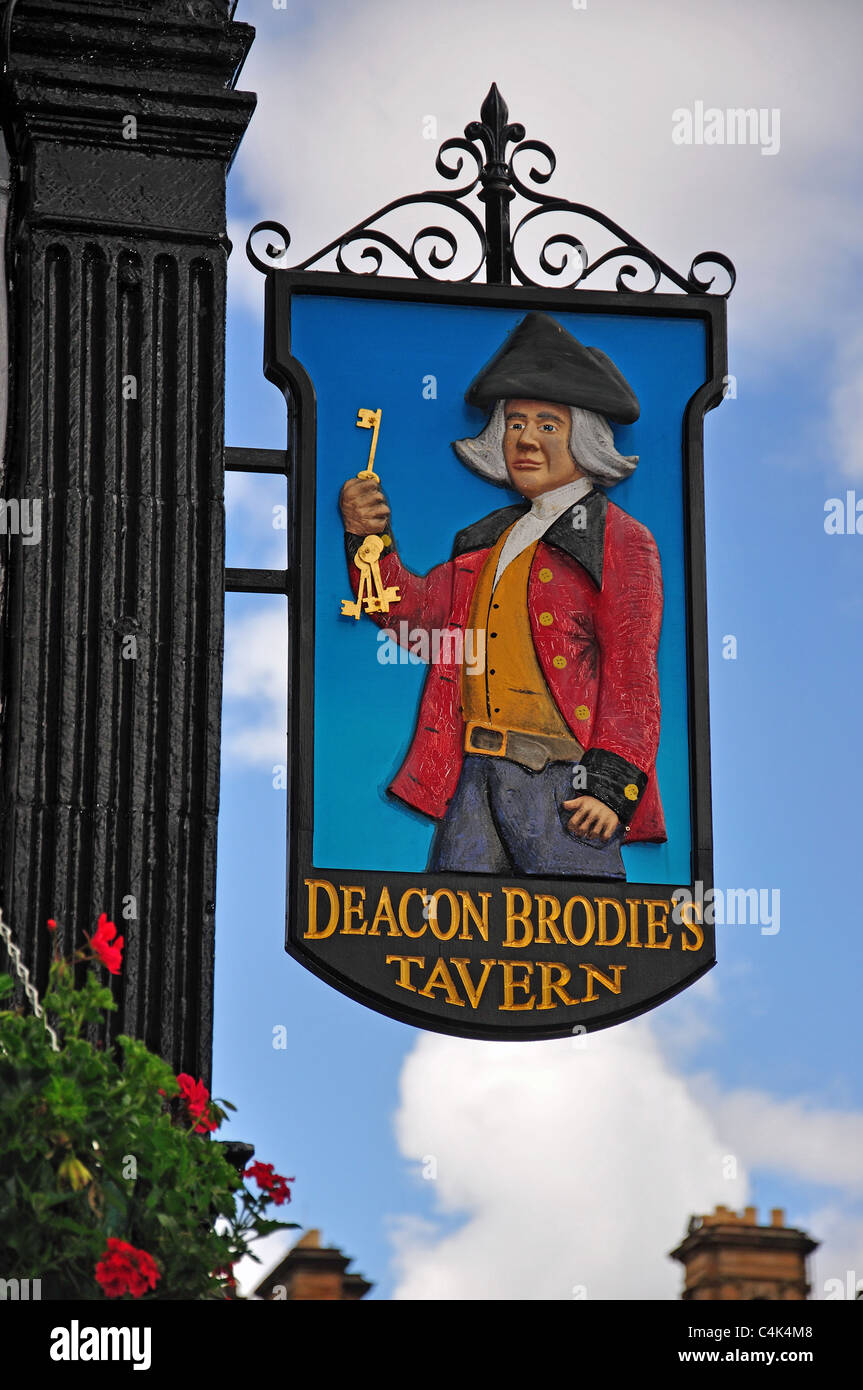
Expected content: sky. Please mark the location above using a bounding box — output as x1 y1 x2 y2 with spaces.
214 0 863 1300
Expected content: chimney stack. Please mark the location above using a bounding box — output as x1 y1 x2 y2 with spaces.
670 1205 818 1300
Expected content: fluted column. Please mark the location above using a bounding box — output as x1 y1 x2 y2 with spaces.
0 0 255 1080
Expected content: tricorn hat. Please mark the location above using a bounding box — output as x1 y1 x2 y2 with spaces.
465 311 640 424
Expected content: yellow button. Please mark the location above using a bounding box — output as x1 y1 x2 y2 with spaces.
538 611 554 627
624 783 639 801
575 704 590 721
538 567 553 583
380 533 392 548
552 655 567 669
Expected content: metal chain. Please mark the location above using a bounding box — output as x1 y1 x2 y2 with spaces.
0 908 60 1051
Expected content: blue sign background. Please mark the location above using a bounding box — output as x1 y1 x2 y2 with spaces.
291 294 706 884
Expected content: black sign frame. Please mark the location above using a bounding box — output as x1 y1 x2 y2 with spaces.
257 270 725 1038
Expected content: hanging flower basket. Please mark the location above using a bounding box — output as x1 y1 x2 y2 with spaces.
0 914 297 1300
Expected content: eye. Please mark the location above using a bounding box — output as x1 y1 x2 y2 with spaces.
541 423 557 432
507 421 523 431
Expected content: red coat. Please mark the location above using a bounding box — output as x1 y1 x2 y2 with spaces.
348 488 666 843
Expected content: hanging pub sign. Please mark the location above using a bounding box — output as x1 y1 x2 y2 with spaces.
245 85 735 1039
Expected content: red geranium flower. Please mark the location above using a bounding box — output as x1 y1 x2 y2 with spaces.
90 913 124 975
244 1161 294 1207
46 918 57 932
176 1072 219 1134
94 1238 160 1299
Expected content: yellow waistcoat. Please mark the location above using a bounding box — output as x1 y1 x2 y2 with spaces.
462 527 572 738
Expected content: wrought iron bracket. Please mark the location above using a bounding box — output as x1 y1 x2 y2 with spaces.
245 84 736 296
224 447 289 595
225 446 287 475
225 567 289 595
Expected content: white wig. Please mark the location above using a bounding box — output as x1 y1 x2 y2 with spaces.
452 400 638 488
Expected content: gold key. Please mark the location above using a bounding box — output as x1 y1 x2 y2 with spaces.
341 535 401 619
355 407 382 478
340 408 401 619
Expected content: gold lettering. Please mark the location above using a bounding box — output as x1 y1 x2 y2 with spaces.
450 958 496 1009
458 891 490 942
303 879 340 939
680 901 704 952
596 897 627 947
417 957 464 1006
537 961 580 1009
580 963 626 1001
644 899 672 948
536 894 565 945
503 888 533 948
627 897 642 947
386 954 425 991
500 959 535 1010
341 885 367 935
563 895 595 946
398 888 428 939
429 889 460 941
368 886 401 936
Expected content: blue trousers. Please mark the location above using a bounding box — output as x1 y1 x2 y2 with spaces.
428 754 626 878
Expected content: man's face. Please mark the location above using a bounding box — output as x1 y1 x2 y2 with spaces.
502 399 584 499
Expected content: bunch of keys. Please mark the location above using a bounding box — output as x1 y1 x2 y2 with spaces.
340 408 402 620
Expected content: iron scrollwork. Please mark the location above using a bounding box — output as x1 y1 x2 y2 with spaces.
246 84 735 297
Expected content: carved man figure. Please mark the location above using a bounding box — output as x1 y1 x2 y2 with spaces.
340 312 666 878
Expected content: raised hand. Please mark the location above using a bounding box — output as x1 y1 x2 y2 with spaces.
339 476 391 537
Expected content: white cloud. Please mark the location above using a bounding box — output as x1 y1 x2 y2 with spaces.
391 1019 748 1300
390 1016 863 1300
704 1084 863 1195
223 608 288 766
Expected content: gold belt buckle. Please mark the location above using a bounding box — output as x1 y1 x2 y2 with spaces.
465 721 508 757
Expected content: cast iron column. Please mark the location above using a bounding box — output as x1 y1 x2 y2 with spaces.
0 0 255 1081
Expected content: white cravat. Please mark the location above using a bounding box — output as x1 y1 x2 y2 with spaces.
493 476 593 587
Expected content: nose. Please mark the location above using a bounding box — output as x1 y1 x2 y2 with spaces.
517 419 542 450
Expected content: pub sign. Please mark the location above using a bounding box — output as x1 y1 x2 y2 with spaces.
248 87 734 1039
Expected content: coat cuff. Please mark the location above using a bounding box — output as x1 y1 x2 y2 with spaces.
345 530 396 564
581 747 648 825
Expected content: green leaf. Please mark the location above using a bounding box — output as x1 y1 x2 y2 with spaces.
251 1218 301 1237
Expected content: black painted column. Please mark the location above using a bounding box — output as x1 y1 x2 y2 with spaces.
0 0 255 1081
